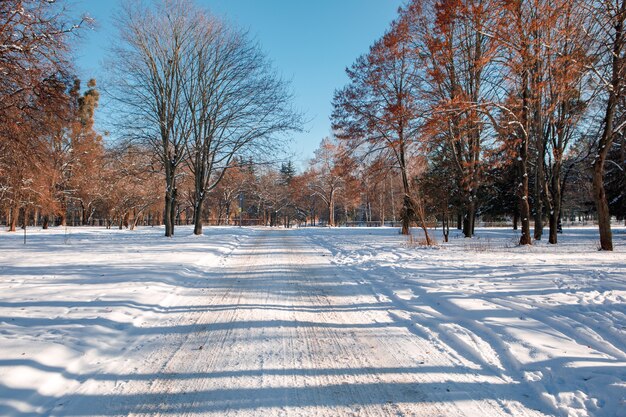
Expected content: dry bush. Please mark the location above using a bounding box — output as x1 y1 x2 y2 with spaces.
405 233 438 248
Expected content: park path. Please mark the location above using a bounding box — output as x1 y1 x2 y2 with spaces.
55 229 549 417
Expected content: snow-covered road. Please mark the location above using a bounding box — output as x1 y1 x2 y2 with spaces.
0 226 624 416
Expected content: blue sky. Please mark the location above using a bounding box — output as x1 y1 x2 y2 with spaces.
74 0 404 168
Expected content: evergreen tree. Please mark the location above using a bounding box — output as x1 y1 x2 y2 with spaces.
280 161 296 186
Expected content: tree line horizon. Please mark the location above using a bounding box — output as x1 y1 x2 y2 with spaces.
0 0 624 250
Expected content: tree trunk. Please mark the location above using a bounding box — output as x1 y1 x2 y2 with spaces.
164 194 173 237
398 139 413 235
548 211 558 245
132 212 141 230
170 187 178 233
532 56 545 242
401 193 432 245
164 163 177 237
518 71 532 245
517 132 532 245
414 193 432 246
399 177 412 235
20 207 26 229
401 195 412 235
9 206 17 232
593 161 613 251
193 198 204 235
81 202 88 226
326 189 336 227
390 177 396 223
380 192 385 226
519 166 532 245
548 166 561 244
591 15 623 251
533 163 544 241
462 200 475 238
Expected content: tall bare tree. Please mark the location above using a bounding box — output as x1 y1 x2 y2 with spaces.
586 0 626 250
182 12 301 235
307 138 354 227
0 0 87 112
541 2 591 244
111 0 195 237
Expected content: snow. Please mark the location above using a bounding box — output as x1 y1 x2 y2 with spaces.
0 225 624 416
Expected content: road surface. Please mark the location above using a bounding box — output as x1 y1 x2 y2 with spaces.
55 229 549 417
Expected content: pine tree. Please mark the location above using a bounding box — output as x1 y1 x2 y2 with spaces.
280 161 296 186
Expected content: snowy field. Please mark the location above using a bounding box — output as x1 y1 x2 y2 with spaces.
0 225 624 417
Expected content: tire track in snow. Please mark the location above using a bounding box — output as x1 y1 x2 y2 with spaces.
55 229 552 416
50 231 253 417
304 231 551 417
126 233 269 416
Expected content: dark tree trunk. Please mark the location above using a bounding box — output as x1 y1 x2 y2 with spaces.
592 9 624 251
164 161 177 237
593 161 613 251
548 166 562 244
164 194 173 237
518 67 532 245
20 207 26 229
532 56 545 242
81 202 88 226
533 165 544 241
193 201 204 235
401 195 412 235
442 214 450 243
398 140 413 235
548 211 558 245
462 200 475 238
169 187 177 233
519 161 532 245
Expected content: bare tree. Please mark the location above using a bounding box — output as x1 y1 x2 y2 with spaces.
542 2 591 244
0 0 87 112
586 0 626 250
182 13 301 235
110 0 196 237
307 138 353 227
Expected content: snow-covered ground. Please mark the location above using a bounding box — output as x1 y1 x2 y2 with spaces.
0 225 624 417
